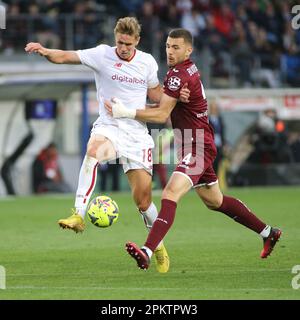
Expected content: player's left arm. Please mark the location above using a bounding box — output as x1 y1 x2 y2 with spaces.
147 85 163 103
135 93 177 123
147 84 190 104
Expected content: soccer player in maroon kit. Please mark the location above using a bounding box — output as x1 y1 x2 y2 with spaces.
105 28 282 271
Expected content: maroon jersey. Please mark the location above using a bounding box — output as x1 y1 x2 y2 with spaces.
163 58 217 186
163 59 215 147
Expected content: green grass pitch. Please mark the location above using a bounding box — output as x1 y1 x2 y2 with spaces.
0 187 299 300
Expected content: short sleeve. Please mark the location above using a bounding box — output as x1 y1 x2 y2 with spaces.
77 44 105 71
163 73 184 99
147 55 159 89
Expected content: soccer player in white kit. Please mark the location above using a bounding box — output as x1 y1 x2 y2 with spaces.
25 17 189 273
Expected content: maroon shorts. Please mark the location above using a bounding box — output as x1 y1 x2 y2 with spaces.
174 143 218 187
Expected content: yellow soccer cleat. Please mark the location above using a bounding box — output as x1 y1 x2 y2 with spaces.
58 210 85 233
154 243 170 273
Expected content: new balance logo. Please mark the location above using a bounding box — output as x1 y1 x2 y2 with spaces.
114 62 122 68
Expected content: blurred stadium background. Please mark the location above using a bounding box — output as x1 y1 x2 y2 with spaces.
0 0 300 300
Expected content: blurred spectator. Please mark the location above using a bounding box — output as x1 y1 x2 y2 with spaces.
1 0 300 88
117 0 144 16
212 3 235 40
201 13 230 78
181 7 206 42
281 21 300 87
231 19 253 86
246 0 266 28
138 1 159 53
147 122 174 189
73 1 102 49
28 3 60 49
32 143 71 193
247 109 293 164
176 0 193 14
264 2 282 45
251 27 280 87
98 162 120 192
289 132 300 163
209 100 227 174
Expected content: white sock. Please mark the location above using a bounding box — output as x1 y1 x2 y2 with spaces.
74 155 98 218
142 246 153 259
140 202 157 231
260 225 271 238
140 202 163 248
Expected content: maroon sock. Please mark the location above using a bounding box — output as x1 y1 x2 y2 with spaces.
144 199 177 252
214 195 266 234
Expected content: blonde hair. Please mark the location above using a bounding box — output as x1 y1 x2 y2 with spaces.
114 17 141 39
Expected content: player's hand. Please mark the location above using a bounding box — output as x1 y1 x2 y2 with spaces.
104 98 136 119
179 83 190 103
24 42 48 56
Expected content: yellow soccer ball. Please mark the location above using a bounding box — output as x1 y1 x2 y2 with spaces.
87 196 119 228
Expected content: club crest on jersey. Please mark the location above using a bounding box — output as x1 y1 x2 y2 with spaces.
167 76 181 91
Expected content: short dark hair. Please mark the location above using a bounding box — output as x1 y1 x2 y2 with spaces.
168 28 193 45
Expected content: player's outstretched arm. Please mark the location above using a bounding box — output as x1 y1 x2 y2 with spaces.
25 42 81 64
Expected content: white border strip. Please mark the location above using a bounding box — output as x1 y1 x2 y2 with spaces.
194 179 219 189
172 171 194 187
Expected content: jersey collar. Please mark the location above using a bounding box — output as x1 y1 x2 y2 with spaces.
115 48 137 62
170 58 192 70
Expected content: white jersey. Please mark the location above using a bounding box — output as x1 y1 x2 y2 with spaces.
77 44 159 135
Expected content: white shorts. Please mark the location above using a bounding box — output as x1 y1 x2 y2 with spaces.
91 122 154 175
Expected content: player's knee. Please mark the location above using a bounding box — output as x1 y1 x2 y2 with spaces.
87 143 113 162
136 199 152 212
134 191 151 212
162 186 178 202
203 197 223 210
86 143 97 158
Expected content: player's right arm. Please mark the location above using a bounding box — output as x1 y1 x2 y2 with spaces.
105 93 177 124
25 42 81 64
135 93 177 123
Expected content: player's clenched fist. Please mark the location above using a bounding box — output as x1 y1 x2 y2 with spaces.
24 42 49 56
